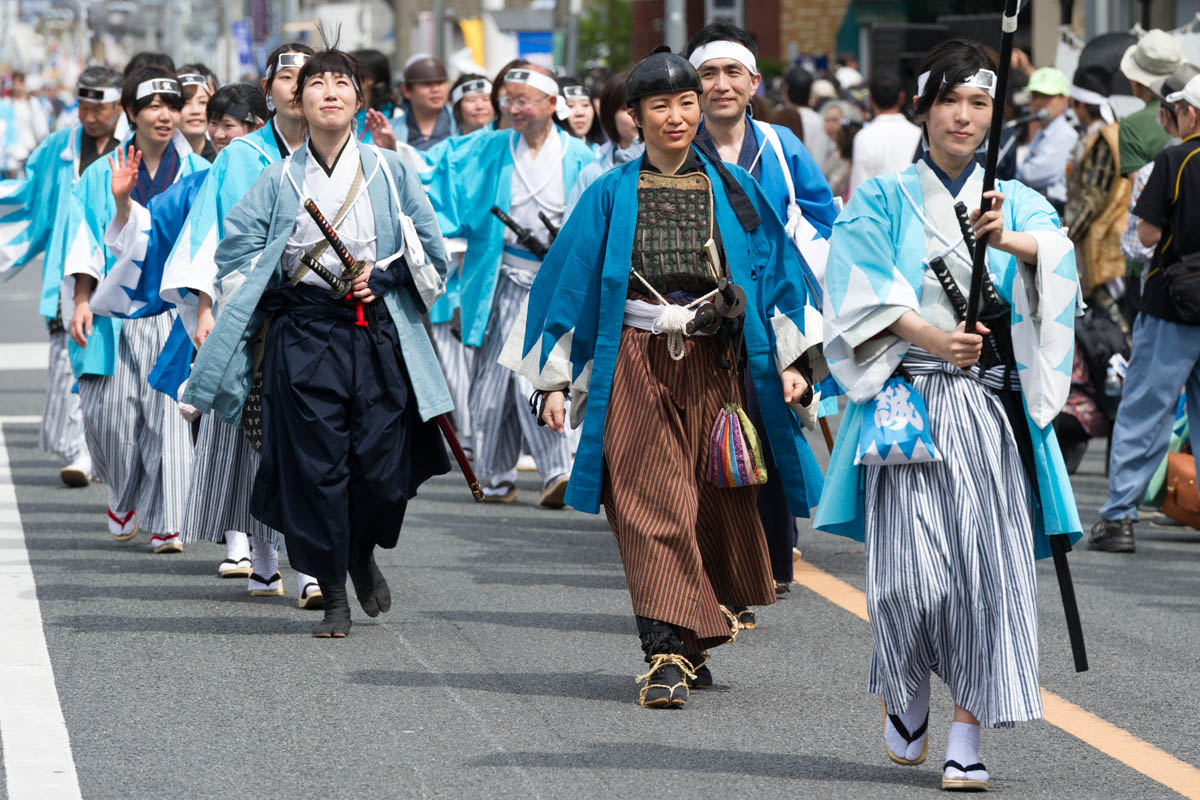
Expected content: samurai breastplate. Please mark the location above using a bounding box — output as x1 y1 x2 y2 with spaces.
631 170 719 296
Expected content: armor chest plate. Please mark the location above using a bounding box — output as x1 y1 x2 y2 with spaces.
631 170 718 296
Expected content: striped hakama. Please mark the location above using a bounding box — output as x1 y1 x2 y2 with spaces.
181 414 284 548
602 327 775 654
39 329 89 463
864 362 1041 729
430 321 473 445
470 271 571 482
77 313 193 534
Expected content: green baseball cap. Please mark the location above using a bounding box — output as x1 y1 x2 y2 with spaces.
1026 67 1070 96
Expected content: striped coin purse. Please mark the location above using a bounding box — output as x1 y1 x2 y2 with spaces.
706 403 769 488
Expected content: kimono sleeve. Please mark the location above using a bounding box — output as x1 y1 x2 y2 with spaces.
823 177 919 402
499 175 610 394
746 175 827 382
418 136 467 238
0 138 55 279
775 124 838 237
384 152 449 314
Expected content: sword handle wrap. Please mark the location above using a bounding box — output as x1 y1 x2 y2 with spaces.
303 199 357 273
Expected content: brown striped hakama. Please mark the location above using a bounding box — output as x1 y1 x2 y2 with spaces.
601 326 775 654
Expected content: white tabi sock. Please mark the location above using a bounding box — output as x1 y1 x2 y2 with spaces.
224 530 251 562
884 671 930 761
481 469 518 497
67 450 92 476
250 539 279 579
945 721 988 781
297 572 319 597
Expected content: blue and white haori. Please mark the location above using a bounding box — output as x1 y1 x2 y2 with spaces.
159 121 291 339
419 127 596 347
500 146 826 517
816 158 1083 557
182 140 452 424
61 130 208 378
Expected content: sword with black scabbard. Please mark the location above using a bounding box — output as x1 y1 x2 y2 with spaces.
302 197 485 502
955 182 1089 673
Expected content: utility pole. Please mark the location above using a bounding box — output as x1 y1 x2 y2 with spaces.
664 0 686 54
433 0 446 61
555 0 571 69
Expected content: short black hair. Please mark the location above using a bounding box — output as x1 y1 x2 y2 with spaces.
293 49 365 107
784 64 814 107
264 42 316 92
912 38 995 119
352 49 395 110
685 21 758 59
124 52 175 77
868 73 904 110
122 66 184 116
598 70 629 143
207 82 269 125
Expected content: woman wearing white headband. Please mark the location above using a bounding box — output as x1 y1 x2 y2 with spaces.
62 64 209 556
817 39 1082 791
449 73 495 134
183 47 454 639
176 65 217 160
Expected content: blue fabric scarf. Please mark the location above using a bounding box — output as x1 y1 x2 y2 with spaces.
132 141 181 205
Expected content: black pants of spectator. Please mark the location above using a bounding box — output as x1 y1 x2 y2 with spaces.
744 371 797 585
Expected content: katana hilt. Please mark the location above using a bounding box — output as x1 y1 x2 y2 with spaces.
303 198 357 273
300 253 350 298
953 201 977 261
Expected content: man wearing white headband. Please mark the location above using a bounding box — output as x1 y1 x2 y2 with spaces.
419 62 595 506
686 22 838 620
0 65 126 489
62 63 209 555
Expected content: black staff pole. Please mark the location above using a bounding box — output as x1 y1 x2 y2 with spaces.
966 0 1089 674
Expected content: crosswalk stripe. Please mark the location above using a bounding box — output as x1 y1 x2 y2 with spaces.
792 556 1200 800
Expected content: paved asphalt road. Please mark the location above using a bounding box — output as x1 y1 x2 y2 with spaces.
1 264 1198 800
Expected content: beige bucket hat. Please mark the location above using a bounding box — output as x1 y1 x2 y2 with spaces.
1120 29 1184 93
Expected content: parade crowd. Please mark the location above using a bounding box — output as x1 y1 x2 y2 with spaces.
1 18 1198 795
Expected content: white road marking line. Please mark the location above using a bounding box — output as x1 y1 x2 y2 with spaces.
0 426 83 800
0 342 49 371
0 416 42 425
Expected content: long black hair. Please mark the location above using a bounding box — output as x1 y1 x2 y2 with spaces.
207 82 269 125
352 49 395 110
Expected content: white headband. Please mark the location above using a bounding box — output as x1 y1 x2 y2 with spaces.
79 86 121 103
178 73 208 88
504 69 561 99
451 79 492 104
916 68 997 99
1070 84 1115 123
135 79 180 100
562 85 589 101
688 41 758 76
504 69 570 119
277 53 309 72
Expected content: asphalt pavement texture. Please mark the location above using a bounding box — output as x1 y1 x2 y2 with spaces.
1 265 1197 799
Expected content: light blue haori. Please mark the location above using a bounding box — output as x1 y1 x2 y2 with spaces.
815 160 1084 558
0 120 127 319
419 127 596 346
61 131 208 378
182 139 453 426
500 146 826 517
